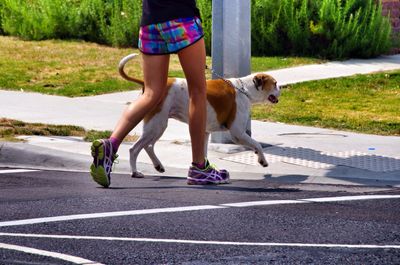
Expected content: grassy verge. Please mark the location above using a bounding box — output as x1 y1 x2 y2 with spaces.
0 36 323 97
0 118 138 142
1 36 398 136
252 71 400 136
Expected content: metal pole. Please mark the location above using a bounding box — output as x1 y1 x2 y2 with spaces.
211 0 251 144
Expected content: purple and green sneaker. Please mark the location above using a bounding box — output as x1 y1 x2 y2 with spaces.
187 159 230 185
90 139 118 188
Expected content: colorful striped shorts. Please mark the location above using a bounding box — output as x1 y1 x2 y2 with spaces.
138 17 204 55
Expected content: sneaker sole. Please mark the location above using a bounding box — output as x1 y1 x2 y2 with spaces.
187 178 230 185
90 140 110 188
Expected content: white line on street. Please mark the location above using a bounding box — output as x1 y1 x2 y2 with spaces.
0 205 225 227
221 195 400 207
0 195 399 228
0 242 104 265
0 233 399 250
221 199 307 207
0 169 39 174
303 195 400 203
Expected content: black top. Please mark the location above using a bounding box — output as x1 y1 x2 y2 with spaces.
141 0 201 26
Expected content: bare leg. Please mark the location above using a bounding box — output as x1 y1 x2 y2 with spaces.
111 54 170 142
178 39 207 165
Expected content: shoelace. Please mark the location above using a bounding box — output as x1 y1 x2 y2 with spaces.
104 152 118 175
206 162 219 171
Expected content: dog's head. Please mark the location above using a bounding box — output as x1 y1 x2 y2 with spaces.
252 73 280 104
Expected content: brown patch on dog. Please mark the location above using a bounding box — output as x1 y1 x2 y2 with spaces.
143 78 176 123
253 74 277 92
206 79 237 129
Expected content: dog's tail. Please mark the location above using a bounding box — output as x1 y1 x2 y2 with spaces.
118 53 145 86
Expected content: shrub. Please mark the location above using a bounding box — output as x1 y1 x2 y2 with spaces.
75 0 140 46
103 0 141 47
252 0 323 56
0 0 140 46
0 0 4 35
197 0 212 54
251 0 282 55
74 0 109 44
1 0 79 40
251 0 391 58
0 0 393 59
310 0 391 58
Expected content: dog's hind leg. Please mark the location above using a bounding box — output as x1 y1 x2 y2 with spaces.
142 117 168 174
129 134 152 178
130 109 169 177
129 124 162 178
144 143 165 173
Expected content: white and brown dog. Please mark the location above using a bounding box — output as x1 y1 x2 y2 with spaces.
119 54 280 178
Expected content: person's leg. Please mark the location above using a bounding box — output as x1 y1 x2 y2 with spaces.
90 53 170 187
178 38 230 185
111 54 170 144
177 39 207 165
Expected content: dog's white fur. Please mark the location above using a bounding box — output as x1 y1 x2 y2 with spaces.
118 54 280 178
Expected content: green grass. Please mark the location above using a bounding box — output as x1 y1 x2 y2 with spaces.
0 36 323 97
1 36 398 136
252 71 400 136
0 118 138 142
0 36 142 97
251 56 324 72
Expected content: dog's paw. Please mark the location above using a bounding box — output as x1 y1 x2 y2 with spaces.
259 159 269 167
131 171 145 178
155 165 165 173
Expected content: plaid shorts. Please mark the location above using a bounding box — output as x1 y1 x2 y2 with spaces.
138 17 204 55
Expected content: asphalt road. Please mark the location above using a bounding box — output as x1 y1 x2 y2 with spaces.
0 168 399 265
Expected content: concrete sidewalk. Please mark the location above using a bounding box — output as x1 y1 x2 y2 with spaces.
1 55 400 187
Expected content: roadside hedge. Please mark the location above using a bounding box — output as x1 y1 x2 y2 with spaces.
0 0 392 59
251 0 392 58
0 0 4 35
0 0 141 47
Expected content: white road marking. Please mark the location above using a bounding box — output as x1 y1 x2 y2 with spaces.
221 195 400 207
0 195 399 228
0 242 104 264
303 195 400 203
221 199 306 207
0 169 39 174
0 233 399 250
0 205 225 227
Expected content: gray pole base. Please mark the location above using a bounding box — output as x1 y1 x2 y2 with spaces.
210 0 251 144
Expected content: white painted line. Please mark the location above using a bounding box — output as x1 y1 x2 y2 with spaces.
0 205 225 227
0 233 399 250
221 200 307 207
303 195 400 203
0 242 104 264
0 195 399 228
222 195 400 207
0 169 39 174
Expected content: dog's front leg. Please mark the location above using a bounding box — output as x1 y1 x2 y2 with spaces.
231 132 268 167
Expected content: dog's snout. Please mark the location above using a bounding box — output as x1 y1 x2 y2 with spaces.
268 94 279 104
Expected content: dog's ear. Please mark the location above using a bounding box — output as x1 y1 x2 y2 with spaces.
253 75 263 90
